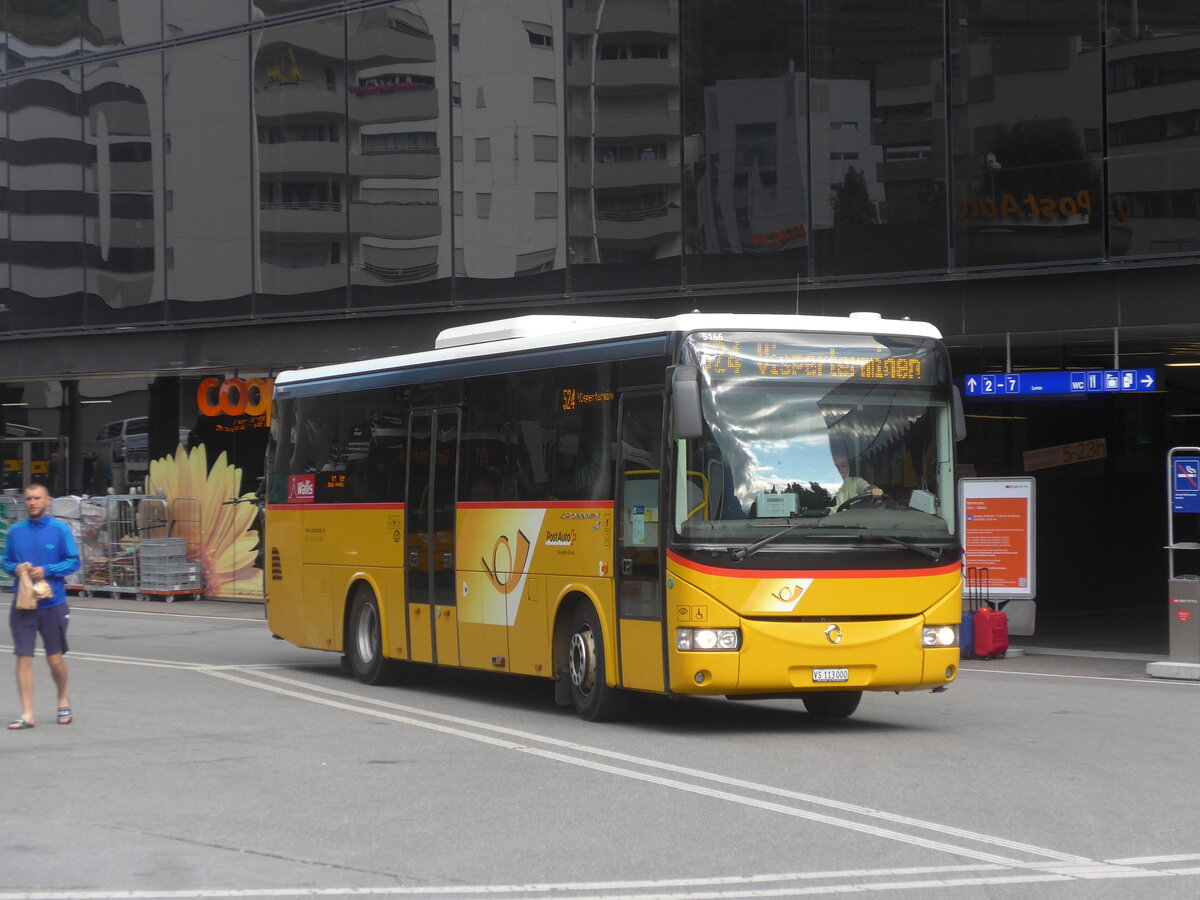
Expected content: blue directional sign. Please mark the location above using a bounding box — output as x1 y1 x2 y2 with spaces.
1173 457 1200 513
962 368 1156 399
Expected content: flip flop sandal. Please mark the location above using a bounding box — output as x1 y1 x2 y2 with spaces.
57 708 73 725
7 718 35 730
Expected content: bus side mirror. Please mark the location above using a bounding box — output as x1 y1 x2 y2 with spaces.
952 386 967 442
671 365 703 439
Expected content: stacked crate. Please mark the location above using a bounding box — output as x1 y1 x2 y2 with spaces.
139 538 203 594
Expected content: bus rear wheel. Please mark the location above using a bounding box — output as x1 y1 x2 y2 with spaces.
347 585 402 685
566 604 629 722
800 690 862 719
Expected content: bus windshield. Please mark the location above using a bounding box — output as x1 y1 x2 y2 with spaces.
674 331 957 545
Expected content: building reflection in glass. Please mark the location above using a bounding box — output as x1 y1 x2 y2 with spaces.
455 0 565 301
683 1 808 286
811 0 947 277
349 2 450 309
1106 0 1200 257
165 36 254 321
82 54 162 324
252 0 332 18
0 83 8 312
949 1 1104 268
253 15 350 315
82 0 161 51
5 67 86 329
568 0 680 293
4 0 82 65
165 0 246 38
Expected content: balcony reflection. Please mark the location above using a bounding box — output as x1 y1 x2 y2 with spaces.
1106 1 1200 257
349 3 449 308
82 56 162 323
568 0 680 292
254 16 349 315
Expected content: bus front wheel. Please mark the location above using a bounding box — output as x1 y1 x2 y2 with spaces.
800 690 862 719
566 605 629 722
347 586 402 685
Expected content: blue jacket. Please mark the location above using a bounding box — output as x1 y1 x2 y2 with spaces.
2 516 81 608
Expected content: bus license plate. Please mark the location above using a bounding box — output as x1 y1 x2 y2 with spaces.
812 667 849 683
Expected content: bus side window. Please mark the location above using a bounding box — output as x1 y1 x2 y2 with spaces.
462 376 508 502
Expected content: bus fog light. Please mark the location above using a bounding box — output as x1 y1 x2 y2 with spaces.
677 628 741 652
923 625 958 648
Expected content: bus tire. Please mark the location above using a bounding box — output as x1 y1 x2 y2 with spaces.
347 585 402 685
800 690 862 719
567 604 629 722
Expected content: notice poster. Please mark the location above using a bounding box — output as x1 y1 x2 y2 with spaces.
958 477 1036 600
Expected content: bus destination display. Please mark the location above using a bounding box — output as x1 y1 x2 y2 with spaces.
690 335 935 385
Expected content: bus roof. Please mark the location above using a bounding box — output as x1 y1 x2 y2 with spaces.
275 311 943 388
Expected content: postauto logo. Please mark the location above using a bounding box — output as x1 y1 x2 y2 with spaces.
197 376 274 423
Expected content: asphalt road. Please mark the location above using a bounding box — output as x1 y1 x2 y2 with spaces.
1 601 1199 900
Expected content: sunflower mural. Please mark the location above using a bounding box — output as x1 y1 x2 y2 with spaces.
147 445 264 599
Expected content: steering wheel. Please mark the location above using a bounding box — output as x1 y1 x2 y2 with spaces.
838 491 893 511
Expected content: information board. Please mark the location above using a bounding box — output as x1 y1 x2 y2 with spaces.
961 368 1155 399
959 477 1036 600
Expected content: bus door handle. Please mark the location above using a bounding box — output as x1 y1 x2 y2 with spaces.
442 553 453 568
409 551 419 567
621 558 633 576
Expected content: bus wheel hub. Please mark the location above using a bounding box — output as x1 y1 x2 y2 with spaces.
569 628 595 693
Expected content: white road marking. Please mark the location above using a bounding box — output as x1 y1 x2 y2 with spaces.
71 606 260 622
229 669 1092 866
962 667 1200 687
207 667 1039 865
1110 853 1200 865
17 640 1200 897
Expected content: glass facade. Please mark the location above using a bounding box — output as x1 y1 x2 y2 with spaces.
0 0 1198 333
1 0 1199 629
165 35 254 321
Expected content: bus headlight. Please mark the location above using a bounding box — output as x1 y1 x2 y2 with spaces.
677 628 741 651
922 625 958 648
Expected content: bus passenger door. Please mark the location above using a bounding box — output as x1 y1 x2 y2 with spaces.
616 393 666 692
405 409 461 666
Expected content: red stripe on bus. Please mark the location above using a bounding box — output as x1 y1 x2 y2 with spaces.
666 550 960 580
265 502 406 511
456 500 615 510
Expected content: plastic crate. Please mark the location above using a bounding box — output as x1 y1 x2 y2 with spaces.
139 538 188 558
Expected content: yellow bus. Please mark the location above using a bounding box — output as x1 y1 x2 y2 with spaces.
265 312 964 720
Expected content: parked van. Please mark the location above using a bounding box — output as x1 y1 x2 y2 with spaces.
96 417 149 462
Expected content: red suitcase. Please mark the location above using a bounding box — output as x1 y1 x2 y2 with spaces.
974 605 1009 659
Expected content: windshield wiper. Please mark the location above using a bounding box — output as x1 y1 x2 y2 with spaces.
728 522 945 563
862 534 944 561
798 529 944 561
728 520 813 562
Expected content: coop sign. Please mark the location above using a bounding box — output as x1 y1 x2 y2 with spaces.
197 376 275 425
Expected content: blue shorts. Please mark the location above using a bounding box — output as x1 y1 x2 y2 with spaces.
9 603 70 657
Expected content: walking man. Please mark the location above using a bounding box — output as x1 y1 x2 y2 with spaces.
3 483 81 730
